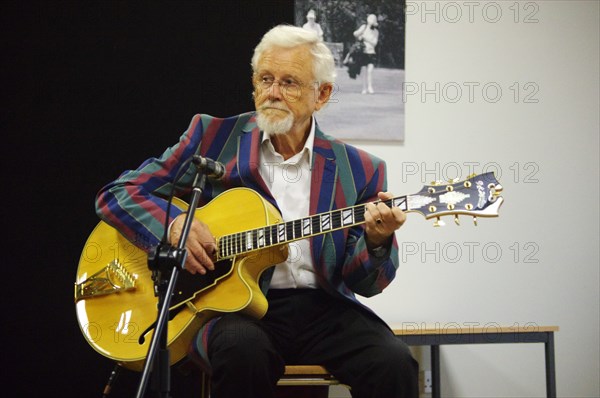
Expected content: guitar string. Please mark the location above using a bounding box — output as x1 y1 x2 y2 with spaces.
218 196 408 259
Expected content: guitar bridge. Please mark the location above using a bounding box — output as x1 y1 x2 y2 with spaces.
74 259 136 302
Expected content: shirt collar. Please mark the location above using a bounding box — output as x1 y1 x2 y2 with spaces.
261 116 315 165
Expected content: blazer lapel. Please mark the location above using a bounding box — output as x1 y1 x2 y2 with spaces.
237 115 275 206
310 128 339 269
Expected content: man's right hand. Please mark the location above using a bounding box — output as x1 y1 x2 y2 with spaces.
169 213 217 275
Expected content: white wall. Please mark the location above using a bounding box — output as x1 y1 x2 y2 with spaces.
351 1 599 397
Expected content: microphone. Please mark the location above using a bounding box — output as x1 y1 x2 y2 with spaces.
191 155 226 179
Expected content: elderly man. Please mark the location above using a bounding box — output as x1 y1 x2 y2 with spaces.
95 24 418 398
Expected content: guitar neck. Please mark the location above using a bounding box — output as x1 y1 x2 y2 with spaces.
216 172 505 259
217 195 409 259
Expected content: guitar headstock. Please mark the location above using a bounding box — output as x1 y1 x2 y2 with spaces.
407 172 503 226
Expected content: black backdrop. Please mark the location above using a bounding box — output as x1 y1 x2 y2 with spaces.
2 1 293 396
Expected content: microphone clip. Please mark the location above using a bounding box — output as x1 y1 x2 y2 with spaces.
191 155 225 179
148 242 187 274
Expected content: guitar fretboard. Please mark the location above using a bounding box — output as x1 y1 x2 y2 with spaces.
217 195 408 259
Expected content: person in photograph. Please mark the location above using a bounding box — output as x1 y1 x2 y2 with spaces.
353 14 379 94
302 9 324 40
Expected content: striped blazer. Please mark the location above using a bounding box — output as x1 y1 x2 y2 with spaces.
96 112 400 309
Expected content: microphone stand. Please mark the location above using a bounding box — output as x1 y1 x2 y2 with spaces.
135 164 210 398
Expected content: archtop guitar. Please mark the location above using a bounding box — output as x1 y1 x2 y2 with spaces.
74 172 503 370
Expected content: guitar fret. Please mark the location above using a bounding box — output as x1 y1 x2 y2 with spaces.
293 220 302 239
332 211 342 229
236 233 243 255
264 226 271 246
355 206 365 223
321 213 331 230
257 228 265 248
225 235 231 257
246 232 252 251
311 216 321 234
252 230 258 250
286 222 294 241
342 209 353 226
278 224 286 243
394 196 408 211
302 217 311 236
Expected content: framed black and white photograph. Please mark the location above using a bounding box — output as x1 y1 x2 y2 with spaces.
294 0 406 141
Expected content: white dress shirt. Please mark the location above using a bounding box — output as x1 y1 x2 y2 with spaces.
258 118 318 289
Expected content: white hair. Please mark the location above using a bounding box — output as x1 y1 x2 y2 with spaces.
251 24 336 84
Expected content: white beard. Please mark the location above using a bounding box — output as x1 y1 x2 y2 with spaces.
256 105 294 135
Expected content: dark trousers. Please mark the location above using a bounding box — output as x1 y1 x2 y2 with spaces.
207 289 419 398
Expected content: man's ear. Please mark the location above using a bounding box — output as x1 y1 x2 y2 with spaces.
315 83 333 111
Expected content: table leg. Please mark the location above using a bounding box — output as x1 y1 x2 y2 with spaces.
431 345 440 398
545 332 556 398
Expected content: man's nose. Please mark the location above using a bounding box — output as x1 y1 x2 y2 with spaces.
268 82 284 100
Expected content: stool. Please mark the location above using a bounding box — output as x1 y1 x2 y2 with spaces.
276 365 344 397
200 364 345 398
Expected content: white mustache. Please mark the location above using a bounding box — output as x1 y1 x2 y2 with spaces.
259 102 290 112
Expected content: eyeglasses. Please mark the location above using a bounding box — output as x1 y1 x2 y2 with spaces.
253 74 318 99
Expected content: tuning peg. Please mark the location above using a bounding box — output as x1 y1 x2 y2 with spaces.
433 217 445 227
473 216 478 226
454 215 460 226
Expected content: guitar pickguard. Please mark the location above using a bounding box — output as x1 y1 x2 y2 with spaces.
168 258 234 309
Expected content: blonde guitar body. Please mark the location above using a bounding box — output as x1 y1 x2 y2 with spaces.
75 188 287 371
